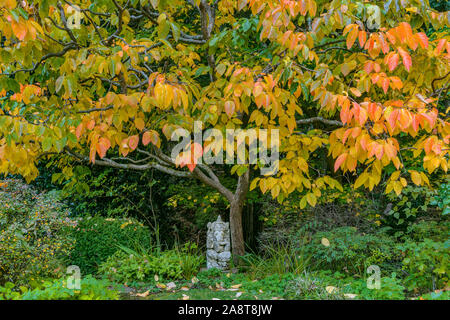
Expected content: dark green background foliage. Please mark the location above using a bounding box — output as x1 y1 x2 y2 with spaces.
67 216 152 275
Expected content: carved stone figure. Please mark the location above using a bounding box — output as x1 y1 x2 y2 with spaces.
206 215 231 270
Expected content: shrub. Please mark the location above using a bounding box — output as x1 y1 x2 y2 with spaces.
67 216 152 274
304 227 399 275
0 179 75 285
404 220 449 242
384 185 440 237
397 238 449 293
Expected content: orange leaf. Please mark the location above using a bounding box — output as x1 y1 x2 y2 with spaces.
346 27 358 49
388 53 399 72
75 123 84 140
224 101 235 118
334 153 348 172
96 137 111 159
128 135 139 150
397 47 412 72
11 21 27 41
358 31 366 48
415 32 428 49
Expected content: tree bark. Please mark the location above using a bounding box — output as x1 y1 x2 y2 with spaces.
229 169 250 264
229 199 245 261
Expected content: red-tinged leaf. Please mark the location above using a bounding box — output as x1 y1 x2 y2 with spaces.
359 108 368 126
142 131 151 146
364 61 373 74
432 143 442 155
11 21 27 41
398 22 413 43
187 163 196 172
397 47 412 72
388 109 399 129
360 135 369 151
411 115 420 132
379 34 390 54
75 123 84 140
375 144 384 160
87 119 96 130
384 143 396 159
346 27 358 49
340 100 350 124
373 63 381 73
415 32 428 49
224 101 235 118
334 153 348 172
358 31 366 48
342 129 352 144
89 144 96 164
190 142 203 160
371 73 380 84
343 24 353 35
388 53 399 72
382 78 390 94
435 39 446 55
422 112 436 127
96 137 111 159
128 135 139 150
424 137 434 154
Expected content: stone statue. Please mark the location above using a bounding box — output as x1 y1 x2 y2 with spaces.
206 215 231 270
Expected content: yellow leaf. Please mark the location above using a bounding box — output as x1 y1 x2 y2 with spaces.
134 118 145 131
321 238 330 247
410 171 421 186
306 193 317 207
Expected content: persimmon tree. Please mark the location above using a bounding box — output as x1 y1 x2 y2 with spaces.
0 0 449 259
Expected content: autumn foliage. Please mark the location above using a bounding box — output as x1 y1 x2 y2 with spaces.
0 0 448 256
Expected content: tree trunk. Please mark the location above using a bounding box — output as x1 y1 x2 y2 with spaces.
229 170 250 265
229 199 245 262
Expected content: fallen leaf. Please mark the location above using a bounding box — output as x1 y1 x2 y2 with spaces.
181 286 190 291
321 237 330 247
156 283 166 289
326 286 337 294
231 284 242 289
166 282 176 290
154 275 159 282
182 294 190 300
136 290 150 297
236 292 242 298
344 293 357 299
